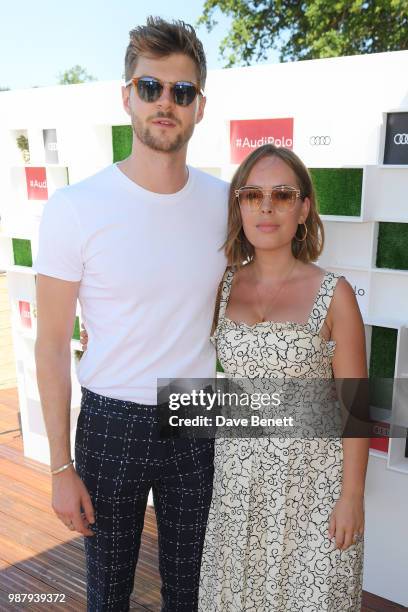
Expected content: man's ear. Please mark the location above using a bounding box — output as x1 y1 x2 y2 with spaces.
195 95 206 125
121 85 131 117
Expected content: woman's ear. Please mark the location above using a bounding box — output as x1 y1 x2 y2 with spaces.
299 196 311 224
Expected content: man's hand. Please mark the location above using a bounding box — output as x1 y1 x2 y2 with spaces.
52 466 95 536
80 323 88 351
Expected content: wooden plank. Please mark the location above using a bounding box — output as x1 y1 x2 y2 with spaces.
0 375 18 387
0 472 63 519
0 443 50 474
0 499 160 607
0 528 86 587
0 418 19 432
0 388 19 405
0 494 81 547
0 311 13 327
0 458 55 492
0 562 83 611
362 591 408 611
0 497 159 586
0 588 31 611
0 403 19 419
0 533 160 611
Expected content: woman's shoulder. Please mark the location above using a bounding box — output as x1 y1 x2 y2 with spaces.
325 273 361 329
303 263 348 285
307 264 355 303
294 262 330 283
303 265 359 333
330 275 357 306
302 262 355 314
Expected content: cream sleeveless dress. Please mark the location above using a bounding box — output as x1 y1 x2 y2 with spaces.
198 267 363 612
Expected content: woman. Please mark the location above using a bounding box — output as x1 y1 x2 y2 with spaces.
81 144 369 611
197 144 368 612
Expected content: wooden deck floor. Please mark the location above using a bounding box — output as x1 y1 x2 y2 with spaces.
0 388 160 611
0 388 406 611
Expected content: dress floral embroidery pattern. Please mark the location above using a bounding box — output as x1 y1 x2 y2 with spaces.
198 268 363 612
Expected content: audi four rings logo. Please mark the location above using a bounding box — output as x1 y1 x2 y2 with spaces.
394 134 408 145
309 136 331 145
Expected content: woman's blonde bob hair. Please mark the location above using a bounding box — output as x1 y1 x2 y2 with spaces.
224 144 325 266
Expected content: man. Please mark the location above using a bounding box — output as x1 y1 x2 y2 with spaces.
34 17 228 611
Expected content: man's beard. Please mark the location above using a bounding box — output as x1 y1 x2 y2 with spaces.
131 111 195 153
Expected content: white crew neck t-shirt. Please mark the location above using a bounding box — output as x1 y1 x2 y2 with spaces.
33 163 228 404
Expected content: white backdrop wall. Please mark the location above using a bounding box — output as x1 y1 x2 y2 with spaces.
0 50 407 606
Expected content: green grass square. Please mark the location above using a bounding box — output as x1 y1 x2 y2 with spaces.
309 168 362 216
369 326 397 378
112 125 133 163
376 222 408 270
216 358 224 373
12 238 32 267
72 316 80 341
369 326 397 413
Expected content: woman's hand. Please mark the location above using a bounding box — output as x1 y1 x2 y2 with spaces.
328 494 364 550
80 323 88 351
328 278 368 553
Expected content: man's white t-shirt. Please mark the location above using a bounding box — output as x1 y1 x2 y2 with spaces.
33 164 228 404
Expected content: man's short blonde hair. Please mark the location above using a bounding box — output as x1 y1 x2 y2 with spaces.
125 16 207 89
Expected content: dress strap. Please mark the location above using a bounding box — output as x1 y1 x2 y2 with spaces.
307 271 344 333
217 267 235 321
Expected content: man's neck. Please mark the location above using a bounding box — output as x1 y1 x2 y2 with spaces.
117 139 189 194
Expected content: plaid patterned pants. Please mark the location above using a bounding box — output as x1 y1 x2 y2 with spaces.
75 387 214 612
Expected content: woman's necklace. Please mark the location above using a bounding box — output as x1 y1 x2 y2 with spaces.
252 259 298 323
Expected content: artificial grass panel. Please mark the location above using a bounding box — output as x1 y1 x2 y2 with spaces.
369 326 397 378
309 168 362 216
12 238 32 267
72 316 80 341
369 326 397 413
112 125 133 163
216 358 224 373
376 222 408 270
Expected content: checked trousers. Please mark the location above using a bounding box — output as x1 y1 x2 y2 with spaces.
75 387 214 612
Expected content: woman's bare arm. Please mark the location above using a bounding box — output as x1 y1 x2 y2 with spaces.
327 277 370 550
